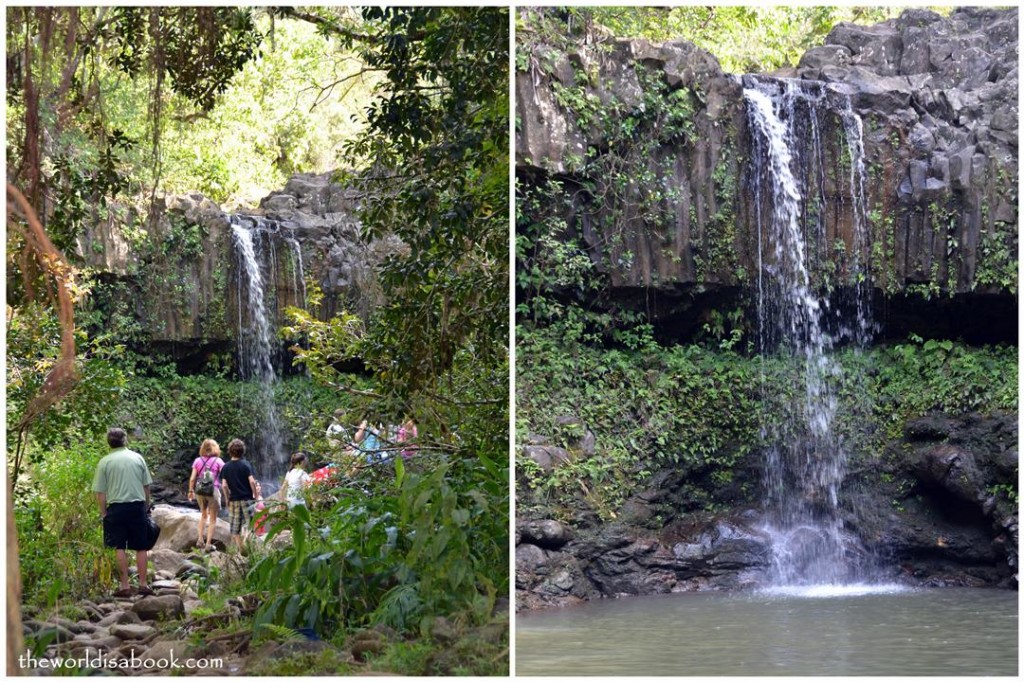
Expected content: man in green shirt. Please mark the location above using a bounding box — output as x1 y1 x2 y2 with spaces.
93 428 155 597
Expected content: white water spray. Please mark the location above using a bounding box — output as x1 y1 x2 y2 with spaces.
744 77 880 587
232 219 286 480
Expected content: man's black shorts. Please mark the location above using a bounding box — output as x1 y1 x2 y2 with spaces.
103 501 148 551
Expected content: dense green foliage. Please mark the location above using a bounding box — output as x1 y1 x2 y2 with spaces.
15 442 112 608
518 327 759 518
113 375 366 465
251 457 503 635
9 7 508 671
272 6 509 640
7 303 127 480
12 367 359 607
341 7 509 405
520 7 950 74
862 336 1018 438
518 322 1018 520
6 7 375 218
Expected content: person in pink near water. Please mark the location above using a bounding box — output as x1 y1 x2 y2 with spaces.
187 438 225 551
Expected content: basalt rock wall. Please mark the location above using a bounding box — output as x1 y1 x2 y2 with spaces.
75 172 396 366
516 7 1018 340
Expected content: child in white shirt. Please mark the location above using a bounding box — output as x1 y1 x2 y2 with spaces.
281 452 311 509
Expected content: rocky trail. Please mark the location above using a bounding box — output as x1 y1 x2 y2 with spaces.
23 547 255 675
19 506 336 676
22 504 505 675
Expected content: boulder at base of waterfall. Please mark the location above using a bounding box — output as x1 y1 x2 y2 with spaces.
151 505 231 552
915 444 985 505
515 543 548 581
515 541 597 609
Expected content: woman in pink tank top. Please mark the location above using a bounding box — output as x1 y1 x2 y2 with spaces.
187 439 225 551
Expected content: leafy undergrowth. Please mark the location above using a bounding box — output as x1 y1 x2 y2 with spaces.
518 324 1018 521
246 648 353 676
17 447 510 675
180 577 508 677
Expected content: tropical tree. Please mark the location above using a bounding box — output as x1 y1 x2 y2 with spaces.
271 6 510 632
7 5 510 658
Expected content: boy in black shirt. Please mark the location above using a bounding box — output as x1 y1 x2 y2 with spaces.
219 438 258 551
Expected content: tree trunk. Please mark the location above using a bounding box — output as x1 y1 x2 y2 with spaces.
7 477 24 676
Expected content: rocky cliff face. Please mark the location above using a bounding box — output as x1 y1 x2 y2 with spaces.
516 8 1019 610
75 172 396 366
516 7 1018 341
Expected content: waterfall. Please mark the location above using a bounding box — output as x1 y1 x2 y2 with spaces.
744 77 874 586
839 107 873 347
285 233 307 308
231 217 286 484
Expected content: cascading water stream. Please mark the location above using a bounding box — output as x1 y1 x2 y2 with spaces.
744 77 876 587
285 234 307 308
231 218 286 484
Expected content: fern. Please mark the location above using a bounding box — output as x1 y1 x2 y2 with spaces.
253 623 304 646
370 583 423 630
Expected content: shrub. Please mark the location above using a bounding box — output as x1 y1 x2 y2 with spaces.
16 443 115 607
250 457 503 635
517 324 1018 519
